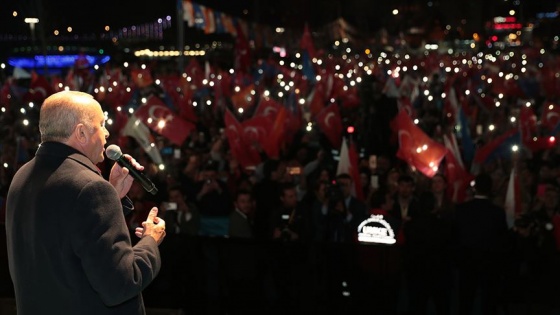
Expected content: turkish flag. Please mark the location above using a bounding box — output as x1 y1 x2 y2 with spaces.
541 102 560 132
443 150 473 203
307 80 325 117
224 109 261 168
24 71 54 104
392 110 447 178
519 106 537 143
299 24 316 59
240 115 270 148
184 58 204 89
254 97 282 121
262 107 288 159
234 22 251 73
134 95 196 146
130 68 154 89
316 103 343 149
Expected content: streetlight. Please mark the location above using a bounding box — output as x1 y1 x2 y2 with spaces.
24 17 39 44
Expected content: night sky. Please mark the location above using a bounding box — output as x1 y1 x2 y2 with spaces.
1 0 558 44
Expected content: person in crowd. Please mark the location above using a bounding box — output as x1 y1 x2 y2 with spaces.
271 183 308 241
194 159 233 217
431 173 456 220
5 91 166 314
229 189 255 238
453 173 509 315
193 159 233 236
313 173 367 242
404 191 453 315
162 184 200 236
253 159 283 239
388 174 421 235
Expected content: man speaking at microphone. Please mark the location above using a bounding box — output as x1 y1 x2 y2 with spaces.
5 91 166 315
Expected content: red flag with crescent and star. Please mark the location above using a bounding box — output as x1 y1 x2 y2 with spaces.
541 101 560 133
224 109 261 168
316 103 343 149
392 110 448 177
254 96 282 120
134 95 196 146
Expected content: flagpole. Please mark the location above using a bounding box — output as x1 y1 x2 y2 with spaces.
177 0 185 72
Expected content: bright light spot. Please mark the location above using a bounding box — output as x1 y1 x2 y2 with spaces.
392 9 399 15
510 117 516 123
141 97 147 104
347 126 355 134
413 119 419 124
526 102 531 107
550 136 556 143
416 147 422 153
238 108 244 114
512 145 519 152
158 164 165 171
157 120 166 129
23 119 29 126
489 124 495 131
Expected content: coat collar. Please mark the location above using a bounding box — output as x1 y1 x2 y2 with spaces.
36 141 101 176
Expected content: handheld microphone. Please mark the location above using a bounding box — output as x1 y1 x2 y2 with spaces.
105 144 158 195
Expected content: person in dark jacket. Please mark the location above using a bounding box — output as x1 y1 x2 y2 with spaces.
454 173 509 315
5 91 166 315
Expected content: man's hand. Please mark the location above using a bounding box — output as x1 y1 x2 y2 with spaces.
135 207 166 245
109 154 143 199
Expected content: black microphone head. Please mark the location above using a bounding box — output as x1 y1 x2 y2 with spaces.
105 144 123 161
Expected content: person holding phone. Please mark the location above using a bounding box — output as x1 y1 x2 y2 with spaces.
162 185 200 235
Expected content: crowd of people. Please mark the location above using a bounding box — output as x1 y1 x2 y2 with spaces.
2 40 560 314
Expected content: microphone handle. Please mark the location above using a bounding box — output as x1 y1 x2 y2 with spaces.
116 157 158 195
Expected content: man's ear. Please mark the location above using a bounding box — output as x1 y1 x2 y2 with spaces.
75 123 88 144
